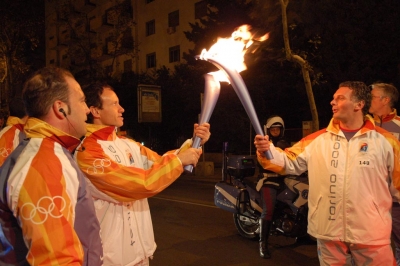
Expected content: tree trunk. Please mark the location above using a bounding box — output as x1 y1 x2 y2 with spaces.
279 0 319 132
3 52 13 109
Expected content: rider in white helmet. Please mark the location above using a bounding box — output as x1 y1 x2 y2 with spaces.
258 115 290 259
264 116 288 147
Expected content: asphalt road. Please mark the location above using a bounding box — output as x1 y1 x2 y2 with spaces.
148 173 319 266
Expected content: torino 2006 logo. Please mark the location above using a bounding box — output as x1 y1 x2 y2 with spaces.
20 196 69 224
87 158 112 174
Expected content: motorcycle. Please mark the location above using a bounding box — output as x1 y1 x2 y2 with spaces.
214 142 310 241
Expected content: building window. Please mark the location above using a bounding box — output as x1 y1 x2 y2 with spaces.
124 59 132 72
195 1 207 19
89 15 96 31
105 36 115 54
105 7 118 25
146 53 156 68
146 20 155 36
168 10 179 27
169 45 180 63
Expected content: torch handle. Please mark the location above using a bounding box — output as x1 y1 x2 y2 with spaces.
184 74 221 173
183 136 202 172
184 165 194 173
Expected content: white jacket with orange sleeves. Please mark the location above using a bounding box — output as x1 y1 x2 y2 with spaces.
75 123 190 266
258 116 400 245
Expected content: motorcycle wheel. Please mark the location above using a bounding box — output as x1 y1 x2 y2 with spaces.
233 213 259 241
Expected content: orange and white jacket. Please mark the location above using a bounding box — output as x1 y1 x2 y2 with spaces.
258 116 400 245
1 118 103 265
371 108 400 140
0 116 26 167
75 124 188 266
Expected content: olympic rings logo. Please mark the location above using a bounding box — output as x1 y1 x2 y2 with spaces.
0 147 11 157
86 159 112 174
20 196 68 225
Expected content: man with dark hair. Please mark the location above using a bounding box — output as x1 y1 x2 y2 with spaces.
75 82 210 266
255 81 400 265
0 97 28 166
0 67 103 265
369 82 400 265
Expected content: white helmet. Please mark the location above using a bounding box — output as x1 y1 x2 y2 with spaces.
264 116 285 138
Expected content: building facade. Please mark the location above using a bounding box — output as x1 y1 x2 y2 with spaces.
45 0 207 78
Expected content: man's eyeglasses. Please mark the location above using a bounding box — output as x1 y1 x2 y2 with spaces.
371 95 385 99
369 84 388 100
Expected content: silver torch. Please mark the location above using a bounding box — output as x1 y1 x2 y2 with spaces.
184 55 273 173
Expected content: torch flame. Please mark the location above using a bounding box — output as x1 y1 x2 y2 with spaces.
199 24 269 82
185 24 272 172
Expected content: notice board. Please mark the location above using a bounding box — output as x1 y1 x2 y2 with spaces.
137 84 162 123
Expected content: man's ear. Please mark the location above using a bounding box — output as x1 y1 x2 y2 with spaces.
355 100 365 111
53 101 65 119
382 96 390 106
90 106 100 118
